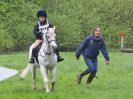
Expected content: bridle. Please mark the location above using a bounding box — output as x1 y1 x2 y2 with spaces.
44 33 56 44
40 28 56 56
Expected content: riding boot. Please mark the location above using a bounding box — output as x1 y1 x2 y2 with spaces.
54 48 64 62
29 48 36 64
77 69 88 84
86 72 97 84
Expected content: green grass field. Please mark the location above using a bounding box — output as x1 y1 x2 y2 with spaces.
0 52 133 99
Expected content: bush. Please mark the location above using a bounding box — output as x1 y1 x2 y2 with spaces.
0 0 132 52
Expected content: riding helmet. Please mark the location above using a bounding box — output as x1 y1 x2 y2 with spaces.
37 9 47 18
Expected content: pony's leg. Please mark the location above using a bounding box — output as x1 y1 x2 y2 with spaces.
32 66 36 90
20 63 33 78
51 66 56 91
40 65 50 93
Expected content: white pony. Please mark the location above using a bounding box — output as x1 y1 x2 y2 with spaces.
20 27 57 93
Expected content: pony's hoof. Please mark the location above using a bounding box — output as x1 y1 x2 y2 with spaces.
18 76 24 81
20 77 24 81
33 87 37 90
50 88 54 92
33 86 37 90
46 90 50 93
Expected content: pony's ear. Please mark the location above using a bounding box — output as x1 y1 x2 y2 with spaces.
53 26 56 30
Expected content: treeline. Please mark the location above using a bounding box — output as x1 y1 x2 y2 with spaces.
0 0 133 53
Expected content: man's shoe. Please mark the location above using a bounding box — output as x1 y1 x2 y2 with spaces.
57 56 64 62
77 75 82 84
29 57 35 64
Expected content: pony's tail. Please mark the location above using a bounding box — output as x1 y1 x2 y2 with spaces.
20 63 33 78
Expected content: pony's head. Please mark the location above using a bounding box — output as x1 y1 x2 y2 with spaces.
42 26 57 48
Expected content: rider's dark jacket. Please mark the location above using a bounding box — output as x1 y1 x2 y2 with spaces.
33 20 54 40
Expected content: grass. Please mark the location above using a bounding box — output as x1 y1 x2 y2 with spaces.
0 52 133 99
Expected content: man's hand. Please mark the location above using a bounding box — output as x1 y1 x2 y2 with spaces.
76 56 79 60
105 61 109 65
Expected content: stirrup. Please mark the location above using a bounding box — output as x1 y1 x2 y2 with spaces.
29 57 35 64
57 57 64 62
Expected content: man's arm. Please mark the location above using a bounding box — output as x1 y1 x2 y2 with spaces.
100 40 110 63
76 37 90 60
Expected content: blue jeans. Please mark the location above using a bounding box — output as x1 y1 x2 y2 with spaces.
84 56 98 74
